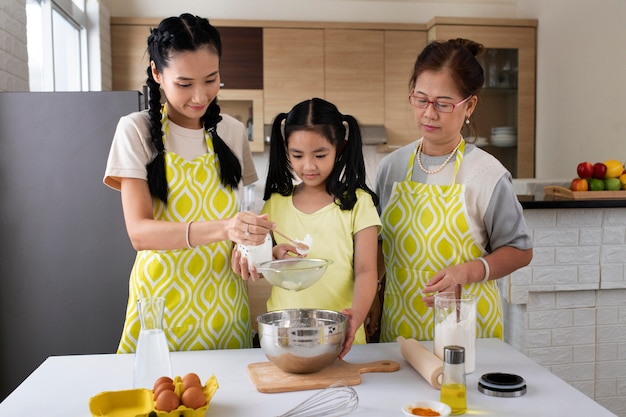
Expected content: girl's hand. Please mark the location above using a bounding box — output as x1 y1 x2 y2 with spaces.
272 243 303 259
338 308 358 359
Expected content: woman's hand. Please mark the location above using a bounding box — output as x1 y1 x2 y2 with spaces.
231 246 263 281
421 263 470 307
228 212 275 246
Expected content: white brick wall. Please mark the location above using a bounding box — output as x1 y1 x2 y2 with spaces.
503 207 626 416
0 0 29 91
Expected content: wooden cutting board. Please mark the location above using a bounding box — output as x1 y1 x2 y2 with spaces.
247 359 400 393
544 185 626 200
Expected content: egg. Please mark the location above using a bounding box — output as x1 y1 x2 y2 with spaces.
153 381 175 400
153 376 173 391
182 372 202 390
155 389 180 411
181 386 206 409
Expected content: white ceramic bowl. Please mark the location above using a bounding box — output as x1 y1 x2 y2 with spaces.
490 134 517 147
401 400 452 417
491 126 517 133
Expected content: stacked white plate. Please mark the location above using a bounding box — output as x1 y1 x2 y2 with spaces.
490 126 517 147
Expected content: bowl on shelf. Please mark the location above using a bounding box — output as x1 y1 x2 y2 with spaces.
491 126 517 134
490 134 517 147
256 309 347 374
256 258 332 291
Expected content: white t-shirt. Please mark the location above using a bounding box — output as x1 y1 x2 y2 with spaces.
103 110 258 190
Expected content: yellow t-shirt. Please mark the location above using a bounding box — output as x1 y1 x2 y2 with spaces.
262 189 381 344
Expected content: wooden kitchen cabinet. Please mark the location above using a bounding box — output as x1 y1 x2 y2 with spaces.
427 17 537 178
111 19 263 91
384 30 428 147
111 22 150 92
324 29 385 125
263 28 385 125
262 28 324 124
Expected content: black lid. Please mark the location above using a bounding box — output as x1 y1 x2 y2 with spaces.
478 373 527 397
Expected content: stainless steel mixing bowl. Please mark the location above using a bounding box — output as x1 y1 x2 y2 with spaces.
257 309 347 374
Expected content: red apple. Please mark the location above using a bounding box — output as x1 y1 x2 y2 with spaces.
571 178 588 191
576 161 593 178
592 162 607 179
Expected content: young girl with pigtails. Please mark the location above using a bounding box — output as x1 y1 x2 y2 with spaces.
103 13 274 352
233 98 381 358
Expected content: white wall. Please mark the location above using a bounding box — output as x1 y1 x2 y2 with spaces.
517 0 626 179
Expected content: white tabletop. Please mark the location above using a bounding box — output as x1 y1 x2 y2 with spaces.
0 339 616 417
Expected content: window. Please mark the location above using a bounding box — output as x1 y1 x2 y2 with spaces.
26 0 88 91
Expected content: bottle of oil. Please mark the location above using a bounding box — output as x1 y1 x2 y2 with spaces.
440 345 467 415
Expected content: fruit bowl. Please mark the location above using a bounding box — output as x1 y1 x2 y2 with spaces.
256 309 347 374
256 258 332 291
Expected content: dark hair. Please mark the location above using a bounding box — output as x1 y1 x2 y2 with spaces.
264 98 378 210
145 13 242 203
410 38 485 138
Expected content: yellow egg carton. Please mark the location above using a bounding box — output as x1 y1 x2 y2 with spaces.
89 375 218 417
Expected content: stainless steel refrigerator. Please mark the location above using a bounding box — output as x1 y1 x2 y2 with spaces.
0 91 143 400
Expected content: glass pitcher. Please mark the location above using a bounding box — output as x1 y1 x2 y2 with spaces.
433 292 477 373
133 296 172 388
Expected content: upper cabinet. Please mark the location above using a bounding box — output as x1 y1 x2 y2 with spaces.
263 28 324 124
217 27 263 90
111 20 151 92
384 30 428 147
427 17 537 178
324 29 385 125
263 27 386 125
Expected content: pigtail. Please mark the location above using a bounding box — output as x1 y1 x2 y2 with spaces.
201 99 241 189
145 65 168 203
264 113 294 200
331 115 379 210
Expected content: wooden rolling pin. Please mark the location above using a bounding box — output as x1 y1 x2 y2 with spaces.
397 336 443 389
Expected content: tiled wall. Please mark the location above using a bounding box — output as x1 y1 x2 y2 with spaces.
501 207 626 416
0 0 29 92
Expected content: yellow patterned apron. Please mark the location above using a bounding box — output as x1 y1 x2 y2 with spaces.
380 139 502 342
118 112 251 353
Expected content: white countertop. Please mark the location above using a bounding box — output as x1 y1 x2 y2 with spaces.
0 339 616 417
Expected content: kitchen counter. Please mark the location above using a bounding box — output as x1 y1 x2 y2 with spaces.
518 193 626 209
0 339 615 416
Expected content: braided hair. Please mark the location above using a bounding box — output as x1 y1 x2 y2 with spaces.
146 13 242 203
264 98 378 211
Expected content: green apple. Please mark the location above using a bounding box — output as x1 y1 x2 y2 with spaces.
589 178 605 191
604 177 622 191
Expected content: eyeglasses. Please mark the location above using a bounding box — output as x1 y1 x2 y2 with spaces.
408 94 472 113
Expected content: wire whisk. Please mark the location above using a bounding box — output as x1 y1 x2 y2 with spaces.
276 383 359 417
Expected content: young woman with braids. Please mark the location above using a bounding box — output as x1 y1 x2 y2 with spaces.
233 98 381 358
104 14 274 352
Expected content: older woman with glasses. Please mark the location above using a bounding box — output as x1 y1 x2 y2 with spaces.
368 38 533 343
